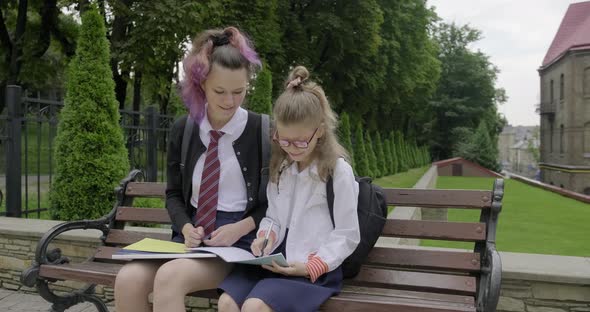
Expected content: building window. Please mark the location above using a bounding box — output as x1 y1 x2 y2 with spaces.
585 123 590 154
549 120 554 152
550 79 554 103
584 67 590 96
559 74 564 100
560 124 565 154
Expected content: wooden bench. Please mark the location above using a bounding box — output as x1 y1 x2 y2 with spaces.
22 169 503 312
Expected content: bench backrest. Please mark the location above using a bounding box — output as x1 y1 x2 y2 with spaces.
95 170 503 309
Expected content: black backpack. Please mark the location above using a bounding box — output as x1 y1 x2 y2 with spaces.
326 175 388 278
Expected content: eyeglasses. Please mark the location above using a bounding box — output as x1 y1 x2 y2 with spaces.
273 128 318 149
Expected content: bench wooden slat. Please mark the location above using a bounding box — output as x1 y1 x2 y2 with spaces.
39 262 122 287
383 220 486 241
339 286 475 306
366 248 480 272
38 262 476 312
350 267 477 296
105 229 170 245
123 183 492 210
323 292 476 312
116 207 170 223
94 246 125 261
125 182 166 197
383 188 492 209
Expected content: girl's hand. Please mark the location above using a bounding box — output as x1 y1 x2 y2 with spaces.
251 235 275 257
182 224 205 248
203 222 244 247
262 261 309 277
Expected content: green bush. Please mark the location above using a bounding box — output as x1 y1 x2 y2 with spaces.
389 132 398 174
374 132 386 177
366 131 379 178
50 7 130 221
248 62 272 115
353 122 371 177
339 112 354 169
382 134 392 176
395 131 408 172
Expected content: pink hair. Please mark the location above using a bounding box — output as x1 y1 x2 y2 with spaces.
181 27 261 123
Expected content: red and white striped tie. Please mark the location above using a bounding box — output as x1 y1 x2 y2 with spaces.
194 130 224 236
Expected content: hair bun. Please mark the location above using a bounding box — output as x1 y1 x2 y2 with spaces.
286 66 310 88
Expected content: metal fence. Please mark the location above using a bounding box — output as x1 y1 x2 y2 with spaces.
1 85 176 218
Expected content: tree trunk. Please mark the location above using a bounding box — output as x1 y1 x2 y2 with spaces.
110 0 133 109
7 0 28 85
34 0 58 58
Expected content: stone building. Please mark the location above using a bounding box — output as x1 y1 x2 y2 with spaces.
498 126 539 178
538 1 590 195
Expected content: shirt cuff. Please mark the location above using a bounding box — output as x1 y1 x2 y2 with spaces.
306 255 329 283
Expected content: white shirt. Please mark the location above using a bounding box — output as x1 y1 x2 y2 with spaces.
259 158 360 271
190 107 248 212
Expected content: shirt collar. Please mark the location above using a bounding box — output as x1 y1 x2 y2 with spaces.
200 105 248 138
286 159 320 178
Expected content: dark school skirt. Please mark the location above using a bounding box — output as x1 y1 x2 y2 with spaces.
171 210 256 251
218 231 343 312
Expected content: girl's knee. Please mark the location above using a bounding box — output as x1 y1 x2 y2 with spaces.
115 262 156 289
218 293 239 312
153 260 182 288
242 298 271 312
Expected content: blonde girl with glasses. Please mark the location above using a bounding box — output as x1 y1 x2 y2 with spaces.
217 66 360 312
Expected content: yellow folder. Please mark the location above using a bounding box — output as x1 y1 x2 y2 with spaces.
123 238 187 254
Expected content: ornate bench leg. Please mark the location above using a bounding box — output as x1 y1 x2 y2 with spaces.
36 279 109 312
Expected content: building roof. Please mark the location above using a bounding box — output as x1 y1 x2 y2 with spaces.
542 1 590 68
433 157 504 178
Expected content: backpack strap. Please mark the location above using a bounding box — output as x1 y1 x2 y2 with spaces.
259 114 271 201
181 116 195 169
326 175 335 227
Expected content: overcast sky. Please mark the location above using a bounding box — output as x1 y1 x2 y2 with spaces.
428 0 578 126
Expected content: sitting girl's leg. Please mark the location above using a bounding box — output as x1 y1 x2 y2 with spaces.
242 298 273 312
114 260 161 312
152 257 232 312
218 293 240 312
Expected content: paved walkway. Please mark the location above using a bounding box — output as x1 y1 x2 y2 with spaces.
0 289 114 312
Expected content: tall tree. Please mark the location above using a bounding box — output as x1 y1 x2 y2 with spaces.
429 22 506 160
1 0 78 110
455 120 500 171
50 6 129 220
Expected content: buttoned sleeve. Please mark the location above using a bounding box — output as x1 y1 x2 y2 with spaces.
313 158 360 272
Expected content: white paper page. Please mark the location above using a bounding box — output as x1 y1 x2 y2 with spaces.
187 247 288 266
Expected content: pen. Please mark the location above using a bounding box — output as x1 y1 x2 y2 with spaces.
259 220 274 257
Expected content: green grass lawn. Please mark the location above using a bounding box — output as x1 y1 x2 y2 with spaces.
374 166 430 214
421 176 590 257
374 167 430 188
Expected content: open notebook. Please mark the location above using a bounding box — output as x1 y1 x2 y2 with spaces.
111 238 288 266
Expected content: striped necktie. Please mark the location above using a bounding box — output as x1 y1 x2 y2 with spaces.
194 130 224 236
